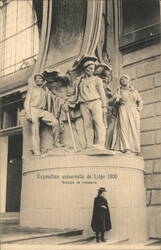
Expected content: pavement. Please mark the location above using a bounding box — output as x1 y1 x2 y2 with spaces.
0 213 161 250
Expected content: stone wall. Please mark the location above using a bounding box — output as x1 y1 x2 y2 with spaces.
122 42 161 238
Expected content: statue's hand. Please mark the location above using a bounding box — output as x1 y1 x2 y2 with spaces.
136 107 141 112
119 98 125 105
26 114 32 123
102 106 107 113
63 102 69 112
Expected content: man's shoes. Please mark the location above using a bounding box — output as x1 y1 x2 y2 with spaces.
96 238 100 243
101 232 106 242
96 233 100 243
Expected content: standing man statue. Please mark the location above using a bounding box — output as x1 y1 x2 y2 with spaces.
64 55 107 149
24 73 62 156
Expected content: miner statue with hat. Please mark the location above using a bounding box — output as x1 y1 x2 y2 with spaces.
24 73 63 156
91 187 112 243
64 55 107 149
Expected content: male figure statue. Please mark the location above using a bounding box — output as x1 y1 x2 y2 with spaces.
64 56 107 148
24 73 61 156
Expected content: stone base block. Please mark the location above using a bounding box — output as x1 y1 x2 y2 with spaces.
20 153 147 242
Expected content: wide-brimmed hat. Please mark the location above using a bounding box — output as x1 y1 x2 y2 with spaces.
71 55 98 71
120 74 131 81
34 73 46 81
95 63 112 72
98 187 107 192
43 69 61 77
43 69 69 84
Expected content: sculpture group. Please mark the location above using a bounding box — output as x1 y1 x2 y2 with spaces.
24 55 143 156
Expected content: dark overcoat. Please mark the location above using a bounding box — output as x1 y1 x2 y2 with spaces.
91 195 112 232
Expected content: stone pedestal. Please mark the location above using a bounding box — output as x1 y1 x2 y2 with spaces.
20 152 147 242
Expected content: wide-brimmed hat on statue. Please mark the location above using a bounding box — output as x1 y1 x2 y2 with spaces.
71 55 98 71
34 73 46 81
43 69 70 85
95 63 112 72
98 187 107 193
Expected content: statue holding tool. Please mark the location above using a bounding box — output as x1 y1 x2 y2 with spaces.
24 55 142 156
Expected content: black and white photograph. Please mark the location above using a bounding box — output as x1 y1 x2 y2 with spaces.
0 0 161 250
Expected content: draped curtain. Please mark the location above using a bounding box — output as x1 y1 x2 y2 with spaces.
32 0 104 80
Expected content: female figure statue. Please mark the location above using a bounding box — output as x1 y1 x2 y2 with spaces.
111 75 143 154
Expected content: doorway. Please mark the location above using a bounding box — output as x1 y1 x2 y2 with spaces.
6 134 22 212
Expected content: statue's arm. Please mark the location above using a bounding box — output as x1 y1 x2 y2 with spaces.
45 88 64 119
135 90 143 112
109 88 121 106
63 78 81 111
24 89 32 121
63 96 77 112
96 77 107 109
45 88 53 112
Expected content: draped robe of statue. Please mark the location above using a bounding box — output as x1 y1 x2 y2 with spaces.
111 85 143 153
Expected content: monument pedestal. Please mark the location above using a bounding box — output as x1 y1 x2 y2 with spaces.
20 152 147 242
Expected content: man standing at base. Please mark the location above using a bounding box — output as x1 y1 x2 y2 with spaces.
24 73 61 156
91 187 112 243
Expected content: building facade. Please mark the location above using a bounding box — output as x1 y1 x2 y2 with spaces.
0 0 161 238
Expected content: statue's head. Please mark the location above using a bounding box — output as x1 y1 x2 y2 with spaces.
95 63 112 84
95 63 111 75
120 74 130 87
83 61 95 77
71 55 97 75
34 73 46 87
